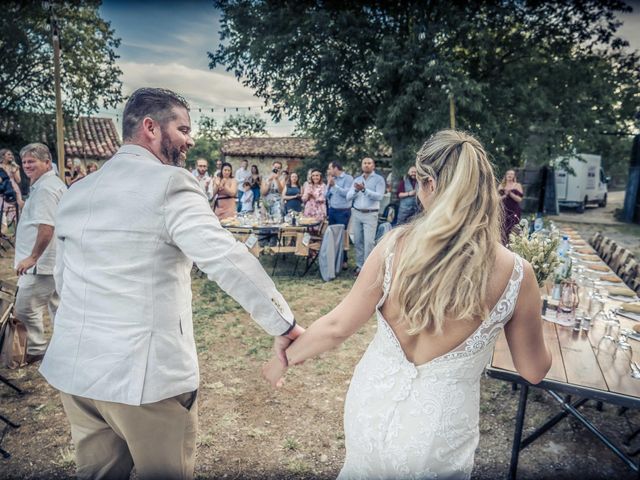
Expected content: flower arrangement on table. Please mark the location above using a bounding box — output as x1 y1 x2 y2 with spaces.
508 220 561 287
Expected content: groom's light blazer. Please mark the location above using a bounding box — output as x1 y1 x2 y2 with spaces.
40 145 294 406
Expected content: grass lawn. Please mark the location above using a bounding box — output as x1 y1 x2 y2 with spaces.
1 254 640 479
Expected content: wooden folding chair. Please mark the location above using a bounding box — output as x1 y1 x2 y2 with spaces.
0 288 22 459
598 236 612 257
611 249 633 277
227 227 261 258
620 259 639 288
602 240 618 264
271 227 303 275
589 232 603 251
299 221 332 277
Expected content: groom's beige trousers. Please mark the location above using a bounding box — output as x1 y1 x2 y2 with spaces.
60 390 198 480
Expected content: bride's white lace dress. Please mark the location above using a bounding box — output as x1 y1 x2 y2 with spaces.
338 253 523 480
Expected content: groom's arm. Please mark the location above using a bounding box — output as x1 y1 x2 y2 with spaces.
163 169 296 336
263 239 386 387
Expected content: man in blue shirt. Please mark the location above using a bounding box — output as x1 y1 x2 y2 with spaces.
327 161 354 266
346 157 386 275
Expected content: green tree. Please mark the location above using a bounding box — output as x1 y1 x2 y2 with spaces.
187 116 222 168
210 1 639 175
0 0 122 152
219 113 267 138
186 113 268 168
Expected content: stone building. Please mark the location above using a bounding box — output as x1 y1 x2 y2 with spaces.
219 137 317 176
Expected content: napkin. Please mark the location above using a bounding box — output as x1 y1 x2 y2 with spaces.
600 275 622 283
608 287 636 297
588 264 609 272
622 303 640 314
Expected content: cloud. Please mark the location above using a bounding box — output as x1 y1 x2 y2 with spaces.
119 61 261 107
110 61 296 136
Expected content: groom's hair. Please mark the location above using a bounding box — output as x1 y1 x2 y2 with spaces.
122 88 190 141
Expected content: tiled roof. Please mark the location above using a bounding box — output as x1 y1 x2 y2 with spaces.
220 137 317 158
65 117 121 160
0 114 121 161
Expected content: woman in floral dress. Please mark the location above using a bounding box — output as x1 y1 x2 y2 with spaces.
302 169 327 222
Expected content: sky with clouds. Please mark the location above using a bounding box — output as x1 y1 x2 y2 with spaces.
98 0 640 137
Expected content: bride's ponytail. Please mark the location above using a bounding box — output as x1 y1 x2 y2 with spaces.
393 130 501 334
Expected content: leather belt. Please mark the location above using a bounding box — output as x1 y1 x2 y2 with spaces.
353 208 379 213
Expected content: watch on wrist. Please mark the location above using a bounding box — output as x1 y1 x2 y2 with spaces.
281 319 296 337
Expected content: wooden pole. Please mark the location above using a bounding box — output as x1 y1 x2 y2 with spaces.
52 15 65 182
449 95 456 130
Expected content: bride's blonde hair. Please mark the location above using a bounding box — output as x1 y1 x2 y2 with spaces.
393 130 501 334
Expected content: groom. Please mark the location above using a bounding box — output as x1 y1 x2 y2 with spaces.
40 87 303 480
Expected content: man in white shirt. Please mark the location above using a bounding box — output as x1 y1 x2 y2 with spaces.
40 88 303 480
191 157 212 200
14 143 66 364
234 159 251 212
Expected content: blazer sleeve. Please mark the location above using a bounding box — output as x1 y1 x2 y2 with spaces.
163 170 294 336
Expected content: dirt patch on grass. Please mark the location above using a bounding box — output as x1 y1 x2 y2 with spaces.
1 253 640 479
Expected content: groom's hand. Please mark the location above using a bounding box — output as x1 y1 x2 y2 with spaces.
273 324 305 367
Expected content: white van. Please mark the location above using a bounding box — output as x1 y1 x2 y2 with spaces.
554 154 608 213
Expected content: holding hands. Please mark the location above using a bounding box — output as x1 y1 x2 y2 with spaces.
265 323 305 388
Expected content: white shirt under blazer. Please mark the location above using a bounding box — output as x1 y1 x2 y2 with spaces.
40 145 294 405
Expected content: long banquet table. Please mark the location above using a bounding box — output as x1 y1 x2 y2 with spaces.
488 228 640 479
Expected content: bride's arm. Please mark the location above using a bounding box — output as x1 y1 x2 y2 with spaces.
263 242 386 387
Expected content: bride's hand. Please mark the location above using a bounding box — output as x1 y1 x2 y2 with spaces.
262 356 287 388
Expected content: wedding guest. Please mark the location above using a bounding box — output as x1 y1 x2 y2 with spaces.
346 157 386 276
264 129 551 479
64 159 74 186
69 163 86 185
396 166 419 225
283 171 302 214
14 143 65 364
40 87 302 480
0 148 23 228
327 161 354 266
302 169 327 222
249 164 261 208
192 158 212 200
0 148 24 208
302 168 313 190
214 158 223 177
210 162 238 220
240 181 254 213
499 169 524 244
86 162 99 174
235 159 251 212
261 160 285 218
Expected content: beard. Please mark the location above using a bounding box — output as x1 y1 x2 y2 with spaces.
160 129 185 167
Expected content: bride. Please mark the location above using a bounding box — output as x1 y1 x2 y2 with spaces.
263 130 551 479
